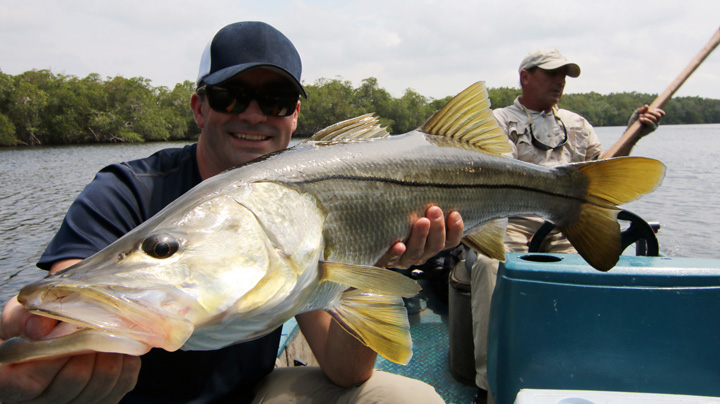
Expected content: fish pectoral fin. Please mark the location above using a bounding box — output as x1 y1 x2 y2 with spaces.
462 218 508 261
306 114 389 142
0 328 151 365
320 262 418 364
559 157 666 272
319 262 420 298
419 81 511 156
330 289 412 365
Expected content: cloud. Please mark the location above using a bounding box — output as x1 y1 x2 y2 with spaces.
1 0 718 100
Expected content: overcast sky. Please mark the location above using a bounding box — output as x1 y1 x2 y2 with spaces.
1 0 718 101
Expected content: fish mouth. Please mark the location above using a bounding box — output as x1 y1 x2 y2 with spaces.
18 281 194 352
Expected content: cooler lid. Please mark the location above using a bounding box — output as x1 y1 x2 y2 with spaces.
501 253 720 288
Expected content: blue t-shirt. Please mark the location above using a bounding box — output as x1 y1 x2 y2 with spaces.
38 143 281 404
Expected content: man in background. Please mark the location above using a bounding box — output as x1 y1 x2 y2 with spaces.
470 48 665 404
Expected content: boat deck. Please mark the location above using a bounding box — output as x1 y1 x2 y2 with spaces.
277 278 476 403
374 281 476 403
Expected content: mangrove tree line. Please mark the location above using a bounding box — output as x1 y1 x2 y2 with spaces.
1 70 719 147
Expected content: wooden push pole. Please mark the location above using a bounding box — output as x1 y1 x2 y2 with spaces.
603 27 720 158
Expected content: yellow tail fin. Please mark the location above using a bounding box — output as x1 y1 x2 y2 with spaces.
559 157 666 271
578 157 666 207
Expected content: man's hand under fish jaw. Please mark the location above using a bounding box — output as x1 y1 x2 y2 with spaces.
376 207 464 269
1 290 141 404
0 351 140 404
1 297 58 341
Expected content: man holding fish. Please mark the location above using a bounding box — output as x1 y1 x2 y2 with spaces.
0 22 460 403
469 49 665 404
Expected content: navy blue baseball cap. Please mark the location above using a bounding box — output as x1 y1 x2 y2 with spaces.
197 21 307 98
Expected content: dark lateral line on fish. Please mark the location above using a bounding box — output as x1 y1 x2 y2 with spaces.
289 175 585 202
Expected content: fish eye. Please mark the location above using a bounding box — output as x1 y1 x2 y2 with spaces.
142 235 179 259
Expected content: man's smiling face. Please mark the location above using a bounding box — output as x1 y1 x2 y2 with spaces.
192 67 300 179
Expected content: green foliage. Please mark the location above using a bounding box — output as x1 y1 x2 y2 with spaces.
296 77 443 136
390 88 431 134
0 113 17 146
488 87 521 109
298 77 358 135
0 70 199 146
662 96 720 124
158 81 200 140
0 69 718 147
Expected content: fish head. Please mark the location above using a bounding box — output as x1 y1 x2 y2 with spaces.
18 182 325 352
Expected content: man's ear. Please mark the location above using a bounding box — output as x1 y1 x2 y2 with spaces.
519 70 530 87
291 101 301 131
190 92 205 128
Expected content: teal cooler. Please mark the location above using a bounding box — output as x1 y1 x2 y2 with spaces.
487 253 720 404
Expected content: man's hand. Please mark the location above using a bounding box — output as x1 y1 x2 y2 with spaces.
0 297 141 404
602 105 666 159
632 104 666 140
376 206 464 269
636 105 665 126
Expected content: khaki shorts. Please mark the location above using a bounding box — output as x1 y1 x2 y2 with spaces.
252 367 445 404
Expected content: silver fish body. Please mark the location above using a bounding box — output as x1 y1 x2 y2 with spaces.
238 130 587 265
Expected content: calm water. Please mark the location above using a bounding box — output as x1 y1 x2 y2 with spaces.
1 124 719 305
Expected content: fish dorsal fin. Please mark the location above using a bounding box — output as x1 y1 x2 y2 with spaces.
319 261 420 297
420 82 511 156
306 113 390 143
462 218 508 261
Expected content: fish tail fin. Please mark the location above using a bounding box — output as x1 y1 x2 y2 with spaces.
558 157 665 271
331 289 413 365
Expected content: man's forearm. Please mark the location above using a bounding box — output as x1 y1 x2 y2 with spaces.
296 310 376 387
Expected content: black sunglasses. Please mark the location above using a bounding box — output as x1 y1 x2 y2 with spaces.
198 85 299 117
529 115 568 151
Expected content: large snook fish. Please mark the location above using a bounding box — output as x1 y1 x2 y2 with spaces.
0 82 665 366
